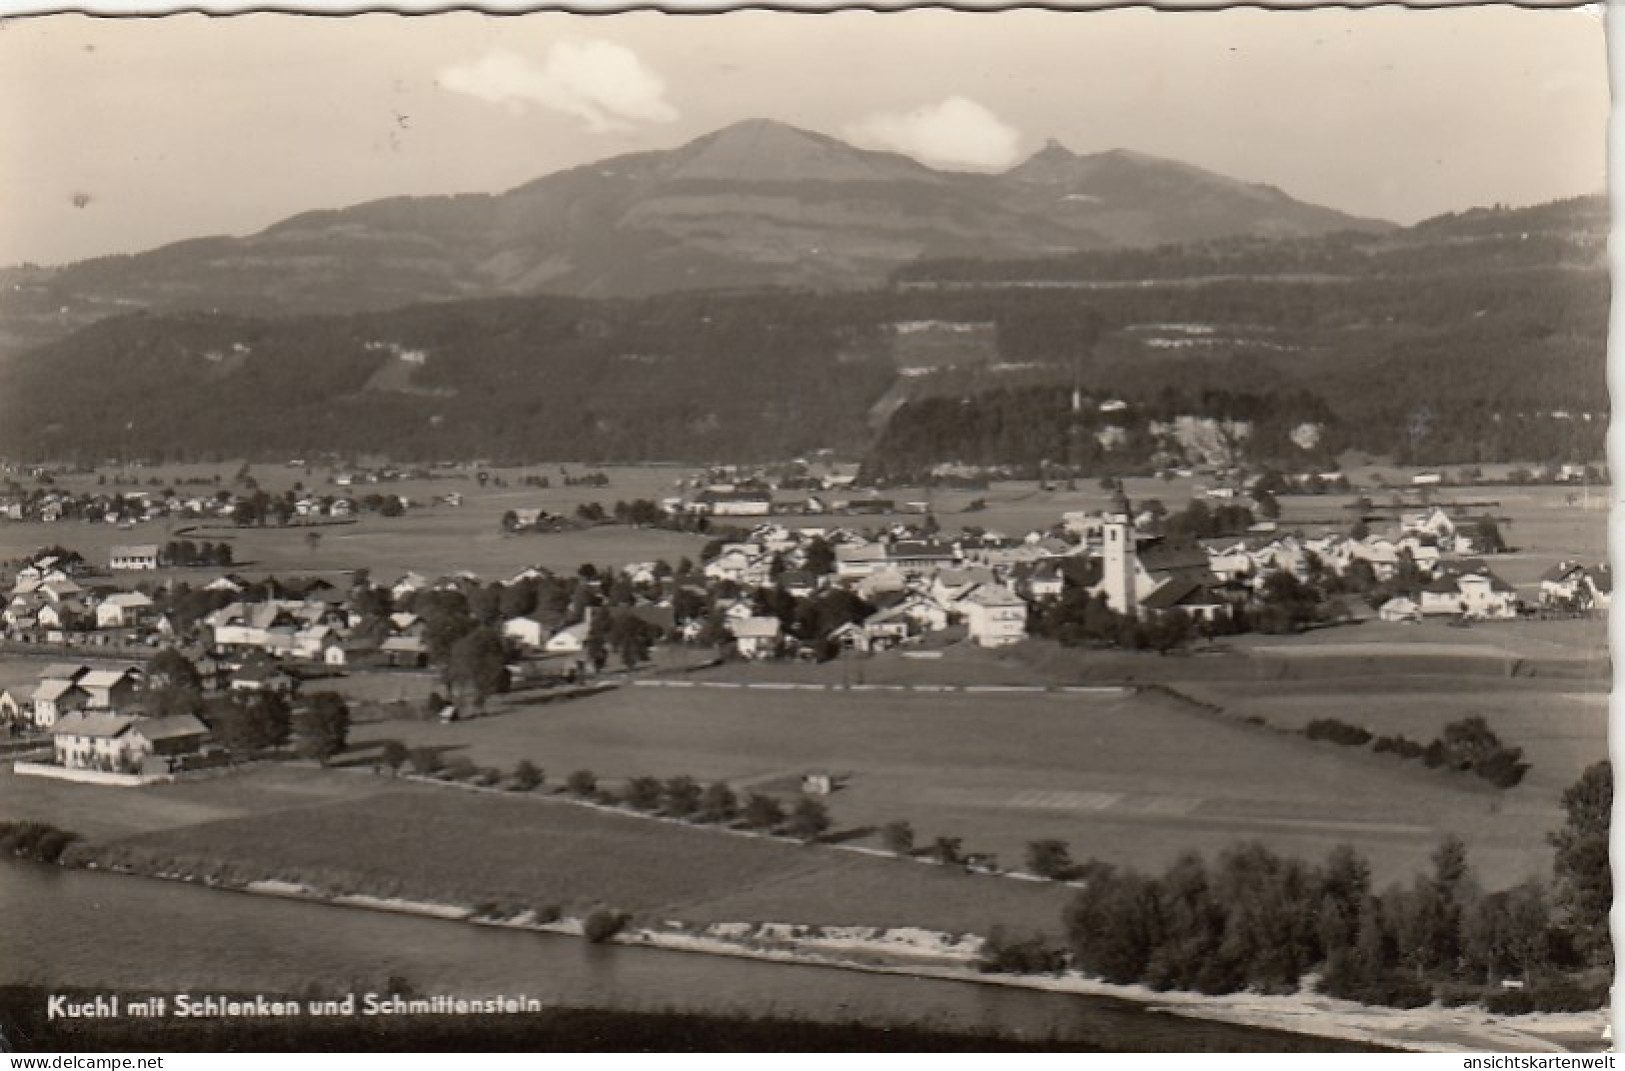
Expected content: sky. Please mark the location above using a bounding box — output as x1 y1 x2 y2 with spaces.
0 6 1609 266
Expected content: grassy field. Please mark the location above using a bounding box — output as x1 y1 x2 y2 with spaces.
0 764 383 842
348 672 1593 891
63 768 1074 937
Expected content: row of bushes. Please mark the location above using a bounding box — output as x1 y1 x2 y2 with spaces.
1302 716 1529 788
589 772 834 842
397 748 837 844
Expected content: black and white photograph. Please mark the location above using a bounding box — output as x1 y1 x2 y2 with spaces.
0 3 1612 1055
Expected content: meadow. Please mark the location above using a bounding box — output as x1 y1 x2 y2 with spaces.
70 770 1075 937
348 670 1593 891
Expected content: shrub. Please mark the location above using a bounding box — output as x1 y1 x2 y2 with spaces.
474 767 503 787
1477 748 1530 789
1305 718 1373 747
0 821 79 864
565 769 597 797
881 820 915 856
663 775 702 818
583 908 629 943
1025 838 1080 881
407 747 442 776
511 760 543 791
1487 980 1610 1015
622 776 664 811
978 927 1067 975
1325 974 1435 1009
697 780 737 823
530 903 562 926
443 755 477 782
930 836 963 866
785 796 831 842
742 793 785 831
1374 734 1426 759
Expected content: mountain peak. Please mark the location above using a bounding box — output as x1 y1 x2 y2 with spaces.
665 118 941 184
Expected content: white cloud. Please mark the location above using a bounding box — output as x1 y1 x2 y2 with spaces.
439 42 677 132
846 97 1022 170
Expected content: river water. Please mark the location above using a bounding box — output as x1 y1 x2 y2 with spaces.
2 861 1363 1050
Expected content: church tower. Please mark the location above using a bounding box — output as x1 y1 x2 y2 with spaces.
1102 512 1137 616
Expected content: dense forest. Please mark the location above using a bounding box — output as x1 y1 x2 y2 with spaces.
0 197 1605 468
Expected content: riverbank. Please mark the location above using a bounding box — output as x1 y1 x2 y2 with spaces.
71 861 1603 1053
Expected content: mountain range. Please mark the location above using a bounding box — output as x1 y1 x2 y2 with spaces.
0 119 1391 356
0 194 1603 469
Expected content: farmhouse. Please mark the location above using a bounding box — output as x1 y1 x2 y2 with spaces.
501 615 549 650
690 489 774 517
1420 564 1519 620
961 585 1028 647
96 591 156 630
51 711 209 773
31 679 90 729
78 667 144 711
730 616 783 660
1378 596 1422 623
1540 561 1593 609
109 544 161 571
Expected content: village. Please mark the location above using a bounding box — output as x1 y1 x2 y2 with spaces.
0 462 1608 785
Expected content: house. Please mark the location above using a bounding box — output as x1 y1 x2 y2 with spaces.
885 540 960 578
961 585 1028 648
95 591 156 630
109 544 161 571
730 616 783 660
51 712 209 773
1420 564 1519 620
1013 559 1067 602
545 621 591 657
690 489 774 517
1586 566 1612 612
1378 596 1422 623
37 599 90 632
378 634 428 668
29 666 93 729
51 712 140 771
79 667 144 710
834 543 888 581
502 615 549 649
1540 561 1593 610
126 715 211 772
0 689 26 726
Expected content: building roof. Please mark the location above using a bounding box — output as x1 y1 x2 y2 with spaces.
964 584 1026 608
32 678 85 703
51 711 137 738
110 544 160 558
1139 543 1211 574
79 667 141 690
101 591 155 609
1140 577 1217 612
39 662 90 681
1541 561 1588 584
731 616 783 639
129 714 209 743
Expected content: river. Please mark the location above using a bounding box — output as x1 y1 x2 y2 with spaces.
2 861 1363 1050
